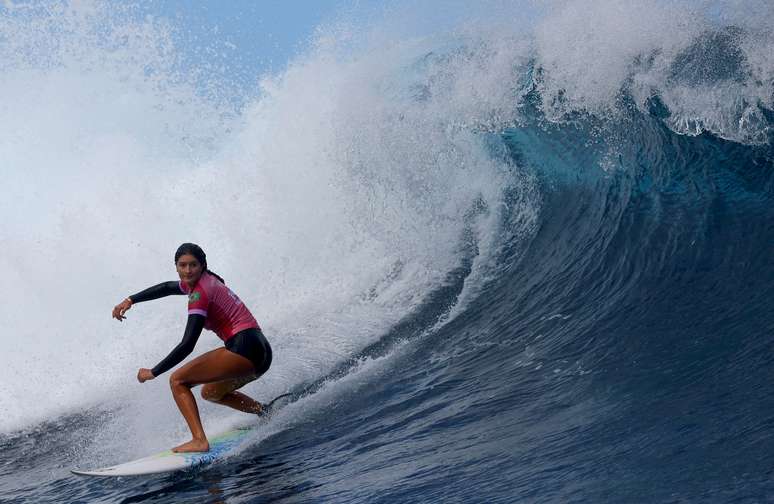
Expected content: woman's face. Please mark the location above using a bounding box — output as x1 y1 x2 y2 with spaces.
176 254 203 287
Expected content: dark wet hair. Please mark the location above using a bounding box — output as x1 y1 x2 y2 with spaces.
174 243 225 284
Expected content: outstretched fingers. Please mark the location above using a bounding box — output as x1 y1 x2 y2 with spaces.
112 298 132 321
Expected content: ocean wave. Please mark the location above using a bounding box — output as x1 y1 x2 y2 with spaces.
2 2 773 501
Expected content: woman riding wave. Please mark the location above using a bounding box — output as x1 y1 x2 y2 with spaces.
112 243 272 453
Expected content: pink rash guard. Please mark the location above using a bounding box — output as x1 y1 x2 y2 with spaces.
180 272 260 342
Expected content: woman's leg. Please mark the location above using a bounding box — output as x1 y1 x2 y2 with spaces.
168 347 256 453
201 375 264 414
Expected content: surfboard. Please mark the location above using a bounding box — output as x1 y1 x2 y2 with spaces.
72 427 254 477
72 393 292 477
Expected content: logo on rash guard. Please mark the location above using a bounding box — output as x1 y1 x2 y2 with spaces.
189 292 201 303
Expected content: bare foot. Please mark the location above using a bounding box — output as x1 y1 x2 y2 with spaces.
172 438 210 453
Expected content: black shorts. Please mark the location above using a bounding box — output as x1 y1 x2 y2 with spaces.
225 327 272 376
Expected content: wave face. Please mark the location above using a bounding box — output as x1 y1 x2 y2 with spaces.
1 1 773 503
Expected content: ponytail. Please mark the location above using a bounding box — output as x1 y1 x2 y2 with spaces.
207 269 225 284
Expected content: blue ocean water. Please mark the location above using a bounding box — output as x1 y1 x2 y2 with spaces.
1 2 773 503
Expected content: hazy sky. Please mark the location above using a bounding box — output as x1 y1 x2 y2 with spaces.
142 0 384 84
133 0 497 92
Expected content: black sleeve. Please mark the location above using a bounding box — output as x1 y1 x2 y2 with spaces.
151 314 206 377
128 281 184 304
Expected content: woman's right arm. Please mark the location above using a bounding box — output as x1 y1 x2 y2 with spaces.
147 314 205 377
112 281 184 321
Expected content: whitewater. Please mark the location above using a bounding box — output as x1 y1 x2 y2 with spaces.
1 1 772 502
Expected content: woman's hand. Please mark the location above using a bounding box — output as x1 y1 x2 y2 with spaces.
137 368 155 383
112 298 133 321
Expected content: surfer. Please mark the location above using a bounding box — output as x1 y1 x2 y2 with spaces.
111 243 272 453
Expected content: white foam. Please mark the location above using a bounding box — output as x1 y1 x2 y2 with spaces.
534 0 773 143
0 1 534 440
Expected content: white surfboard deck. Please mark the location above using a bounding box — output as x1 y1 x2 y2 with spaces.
72 427 253 477
72 393 293 477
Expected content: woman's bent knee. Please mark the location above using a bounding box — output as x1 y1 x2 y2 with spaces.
169 371 190 390
200 384 222 402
